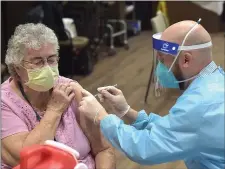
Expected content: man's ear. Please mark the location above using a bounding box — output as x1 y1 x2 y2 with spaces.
181 52 193 68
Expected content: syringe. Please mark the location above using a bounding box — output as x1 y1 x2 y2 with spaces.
94 84 118 97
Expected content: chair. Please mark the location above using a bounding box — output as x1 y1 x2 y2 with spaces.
61 18 89 50
25 2 94 76
103 2 130 56
144 11 169 103
60 18 93 76
151 11 169 33
126 2 142 36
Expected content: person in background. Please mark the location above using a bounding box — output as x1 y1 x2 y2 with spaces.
1 23 115 169
78 20 225 169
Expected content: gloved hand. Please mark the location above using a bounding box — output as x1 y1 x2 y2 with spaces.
97 86 130 118
78 89 107 124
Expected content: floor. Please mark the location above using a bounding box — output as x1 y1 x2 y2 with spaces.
73 31 224 169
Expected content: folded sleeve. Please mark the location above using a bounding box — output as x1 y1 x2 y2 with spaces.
100 92 206 165
131 110 162 130
1 103 29 139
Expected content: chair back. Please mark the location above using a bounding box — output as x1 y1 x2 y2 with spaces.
62 18 77 38
151 11 168 33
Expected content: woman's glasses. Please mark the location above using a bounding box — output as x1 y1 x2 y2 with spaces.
22 56 60 69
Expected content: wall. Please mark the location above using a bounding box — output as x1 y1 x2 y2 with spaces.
1 1 34 62
166 1 224 33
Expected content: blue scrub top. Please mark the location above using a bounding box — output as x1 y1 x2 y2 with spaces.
100 61 225 169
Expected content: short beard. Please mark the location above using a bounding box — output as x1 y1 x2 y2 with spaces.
174 63 185 90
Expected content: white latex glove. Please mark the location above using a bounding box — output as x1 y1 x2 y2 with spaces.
97 86 130 118
78 89 107 123
44 140 88 169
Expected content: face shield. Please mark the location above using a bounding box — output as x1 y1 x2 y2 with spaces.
152 18 212 97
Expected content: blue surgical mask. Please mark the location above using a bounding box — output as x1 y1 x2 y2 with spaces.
155 61 179 89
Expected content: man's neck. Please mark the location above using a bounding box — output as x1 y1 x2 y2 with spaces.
184 60 212 89
197 59 212 74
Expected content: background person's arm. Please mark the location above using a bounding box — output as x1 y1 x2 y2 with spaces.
70 82 116 169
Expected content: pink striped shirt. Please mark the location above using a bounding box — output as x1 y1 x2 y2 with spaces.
1 76 95 169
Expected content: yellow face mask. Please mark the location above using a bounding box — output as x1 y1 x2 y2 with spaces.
24 65 59 92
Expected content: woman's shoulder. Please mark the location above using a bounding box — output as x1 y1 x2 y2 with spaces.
57 75 83 104
1 78 14 102
1 78 10 90
57 76 77 84
1 78 28 122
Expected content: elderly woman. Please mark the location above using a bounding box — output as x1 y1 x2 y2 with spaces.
1 23 115 169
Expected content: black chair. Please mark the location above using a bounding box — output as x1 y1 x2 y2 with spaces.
25 2 94 76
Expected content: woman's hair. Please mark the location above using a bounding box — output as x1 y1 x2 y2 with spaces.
5 23 59 77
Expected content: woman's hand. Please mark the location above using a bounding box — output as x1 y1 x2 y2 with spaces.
47 83 75 115
78 89 108 124
69 81 83 103
97 86 130 118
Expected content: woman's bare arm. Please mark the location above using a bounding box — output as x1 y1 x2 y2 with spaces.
2 110 61 167
2 83 75 167
70 81 116 169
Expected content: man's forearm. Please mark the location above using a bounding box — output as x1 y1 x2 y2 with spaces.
121 108 138 124
23 110 61 147
95 148 116 169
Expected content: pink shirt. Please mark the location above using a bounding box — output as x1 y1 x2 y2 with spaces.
1 76 95 169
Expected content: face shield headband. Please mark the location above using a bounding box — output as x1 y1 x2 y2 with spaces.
152 18 212 73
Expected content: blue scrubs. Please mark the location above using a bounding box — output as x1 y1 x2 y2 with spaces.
100 62 225 169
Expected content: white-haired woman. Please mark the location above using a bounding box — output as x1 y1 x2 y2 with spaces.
1 23 115 169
